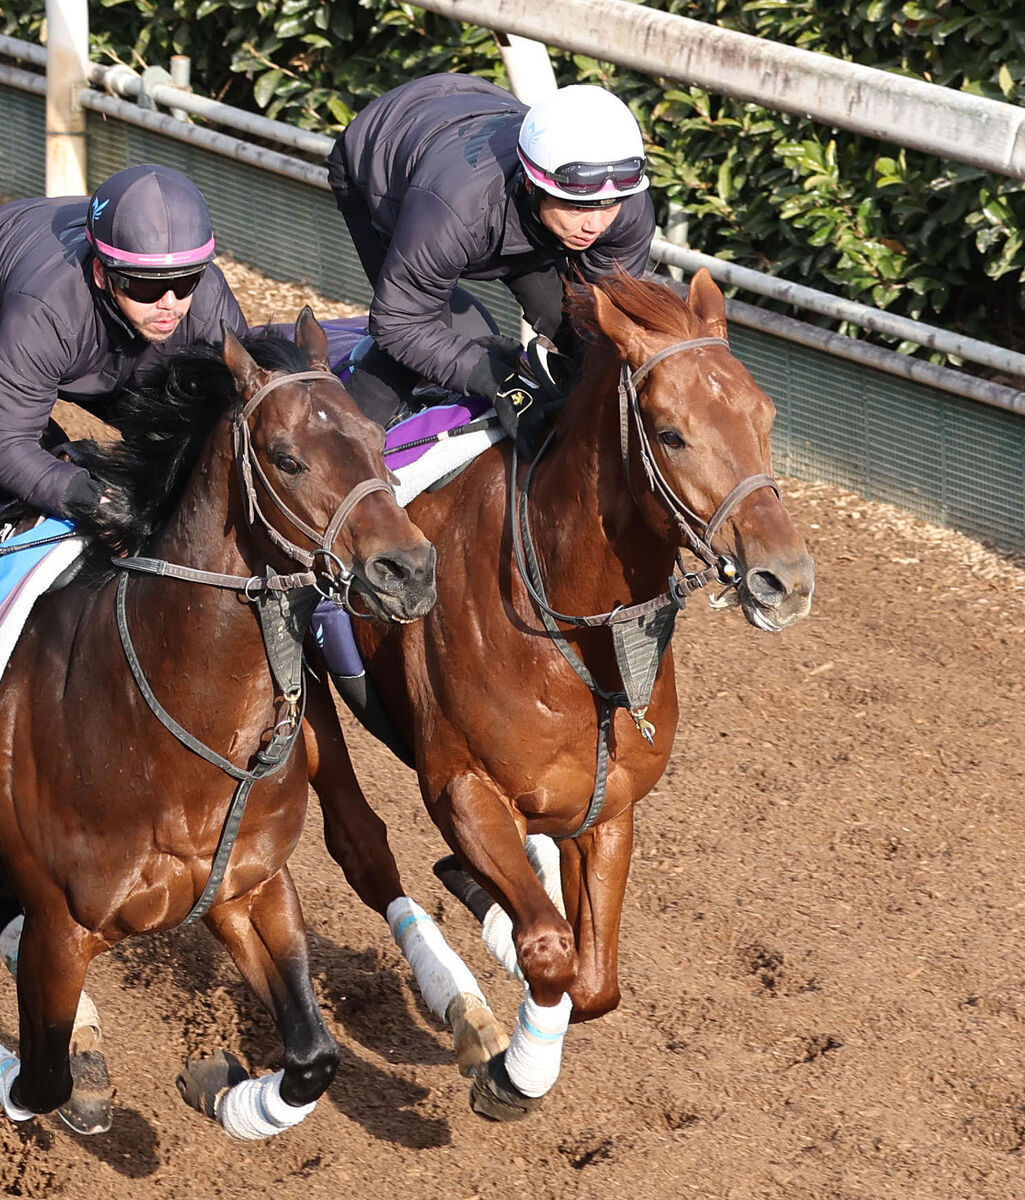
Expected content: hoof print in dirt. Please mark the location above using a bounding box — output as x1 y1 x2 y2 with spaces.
469 1052 544 1122
58 1048 114 1135
176 1050 249 1120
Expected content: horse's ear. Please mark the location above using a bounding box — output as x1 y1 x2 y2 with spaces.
591 285 647 364
688 268 728 339
222 323 262 394
294 306 331 371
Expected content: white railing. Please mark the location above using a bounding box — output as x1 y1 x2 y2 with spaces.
2 22 1025 414
413 0 1025 180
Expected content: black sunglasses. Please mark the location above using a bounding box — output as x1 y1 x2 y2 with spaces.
108 269 205 304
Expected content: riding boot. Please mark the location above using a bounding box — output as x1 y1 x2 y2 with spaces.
311 598 415 768
328 670 415 769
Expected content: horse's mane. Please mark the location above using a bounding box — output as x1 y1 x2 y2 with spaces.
567 270 702 342
73 331 309 568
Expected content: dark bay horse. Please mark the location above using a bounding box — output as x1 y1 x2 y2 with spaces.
0 311 435 1137
306 268 815 1119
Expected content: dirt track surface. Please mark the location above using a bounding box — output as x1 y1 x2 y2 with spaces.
5 260 1025 1199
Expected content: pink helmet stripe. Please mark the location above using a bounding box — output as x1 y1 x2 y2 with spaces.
86 230 215 267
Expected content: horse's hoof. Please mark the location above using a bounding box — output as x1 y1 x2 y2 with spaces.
447 992 510 1077
176 1051 249 1121
57 1048 113 1135
469 1051 545 1122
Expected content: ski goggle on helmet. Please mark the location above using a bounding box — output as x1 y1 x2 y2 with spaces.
517 85 649 206
86 164 216 301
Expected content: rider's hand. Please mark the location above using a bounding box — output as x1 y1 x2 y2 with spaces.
60 473 105 521
466 337 550 458
465 335 523 404
60 473 134 554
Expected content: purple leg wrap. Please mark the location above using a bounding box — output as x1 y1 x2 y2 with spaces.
311 599 365 677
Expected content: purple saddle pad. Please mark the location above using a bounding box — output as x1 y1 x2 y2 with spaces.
254 320 492 471
383 397 491 469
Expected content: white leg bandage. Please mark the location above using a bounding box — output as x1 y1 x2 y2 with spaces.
387 897 485 1022
525 835 566 916
0 1046 33 1122
216 1070 316 1140
503 990 572 1099
481 905 522 979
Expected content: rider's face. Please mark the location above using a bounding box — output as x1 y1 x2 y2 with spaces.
536 194 622 252
93 260 196 343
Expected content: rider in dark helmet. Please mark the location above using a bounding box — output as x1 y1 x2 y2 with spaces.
0 163 248 532
326 73 656 432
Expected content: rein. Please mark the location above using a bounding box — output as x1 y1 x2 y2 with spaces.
511 335 780 840
114 366 392 925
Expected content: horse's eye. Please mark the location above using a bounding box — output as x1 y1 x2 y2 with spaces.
275 454 304 476
658 430 686 450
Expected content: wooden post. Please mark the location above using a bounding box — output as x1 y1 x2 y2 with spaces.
45 0 89 196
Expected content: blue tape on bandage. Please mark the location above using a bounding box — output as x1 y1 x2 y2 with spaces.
518 1003 565 1042
394 912 428 939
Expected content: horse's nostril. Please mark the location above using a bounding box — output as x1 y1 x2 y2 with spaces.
746 568 787 607
365 554 413 594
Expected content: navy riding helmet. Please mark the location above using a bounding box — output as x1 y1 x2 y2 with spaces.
85 164 216 279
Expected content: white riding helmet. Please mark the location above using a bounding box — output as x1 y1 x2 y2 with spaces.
517 85 649 206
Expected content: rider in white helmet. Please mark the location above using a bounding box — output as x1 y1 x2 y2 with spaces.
326 73 656 441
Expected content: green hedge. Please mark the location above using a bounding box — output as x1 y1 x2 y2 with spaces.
5 0 1024 363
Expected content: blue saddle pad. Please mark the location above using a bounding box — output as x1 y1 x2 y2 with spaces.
0 518 78 607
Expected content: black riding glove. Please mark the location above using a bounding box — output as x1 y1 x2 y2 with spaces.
494 367 544 442
60 472 105 521
60 472 134 553
466 336 560 459
465 335 523 405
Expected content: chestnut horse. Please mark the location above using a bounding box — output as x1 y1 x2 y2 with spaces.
306 269 815 1119
0 311 435 1137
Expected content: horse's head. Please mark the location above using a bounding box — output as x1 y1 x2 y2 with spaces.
223 308 436 623
582 269 813 631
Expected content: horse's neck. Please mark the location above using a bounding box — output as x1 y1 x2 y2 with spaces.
151 428 258 581
528 358 676 613
134 427 270 662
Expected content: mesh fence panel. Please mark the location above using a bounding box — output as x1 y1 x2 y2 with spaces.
3 84 1024 551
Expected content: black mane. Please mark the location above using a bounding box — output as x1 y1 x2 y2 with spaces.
73 331 310 564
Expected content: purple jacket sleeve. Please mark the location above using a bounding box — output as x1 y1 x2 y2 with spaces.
0 295 88 515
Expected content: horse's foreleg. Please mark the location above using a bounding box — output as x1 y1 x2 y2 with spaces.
4 913 89 1122
440 775 576 1116
304 683 505 1074
0 912 113 1133
184 868 339 1139
559 805 634 1022
303 675 404 916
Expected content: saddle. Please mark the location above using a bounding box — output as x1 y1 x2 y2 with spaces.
0 518 89 680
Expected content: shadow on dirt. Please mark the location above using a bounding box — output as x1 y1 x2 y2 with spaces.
100 921 457 1149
